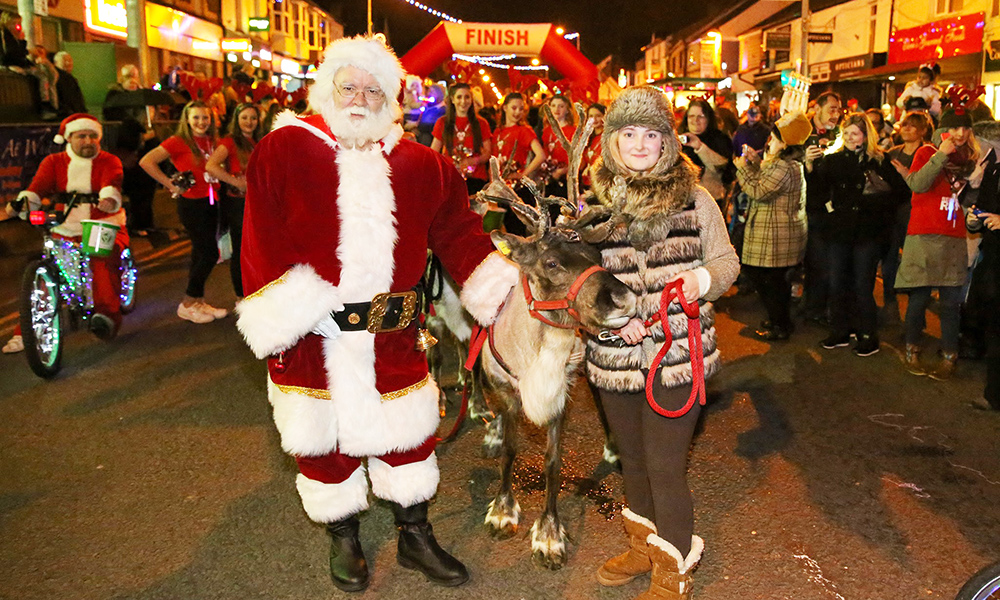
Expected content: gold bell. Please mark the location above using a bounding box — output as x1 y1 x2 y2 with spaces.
415 327 438 351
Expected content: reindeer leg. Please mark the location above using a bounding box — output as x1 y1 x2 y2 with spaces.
468 359 493 422
531 411 568 570
481 381 504 458
485 403 520 539
588 379 620 465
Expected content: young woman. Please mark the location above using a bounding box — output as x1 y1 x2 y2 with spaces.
735 112 812 340
580 103 605 189
491 92 546 182
431 83 492 194
894 107 980 380
206 103 262 299
139 101 227 324
814 112 905 356
678 99 733 207
539 94 577 197
586 86 739 599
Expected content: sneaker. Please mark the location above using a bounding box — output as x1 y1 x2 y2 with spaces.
89 313 118 341
198 302 228 319
754 325 791 341
853 334 880 357
178 302 214 324
2 335 24 354
821 333 851 349
970 397 999 411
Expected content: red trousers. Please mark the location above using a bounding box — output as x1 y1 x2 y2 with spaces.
296 435 436 485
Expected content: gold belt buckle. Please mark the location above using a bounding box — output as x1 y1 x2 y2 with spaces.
367 290 418 333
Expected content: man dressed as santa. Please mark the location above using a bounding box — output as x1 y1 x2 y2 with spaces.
236 36 518 592
6 113 127 348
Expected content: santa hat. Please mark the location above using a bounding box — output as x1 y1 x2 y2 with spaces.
54 113 102 144
309 35 404 114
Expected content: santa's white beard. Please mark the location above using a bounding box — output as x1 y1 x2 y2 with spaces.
321 101 396 148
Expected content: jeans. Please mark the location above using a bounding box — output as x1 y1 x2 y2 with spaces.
803 216 830 318
828 237 881 338
221 194 244 297
904 286 963 353
176 197 219 298
742 265 794 330
881 203 910 303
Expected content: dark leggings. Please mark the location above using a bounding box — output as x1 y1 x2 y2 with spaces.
597 378 701 556
176 197 219 298
221 194 244 296
904 286 963 353
742 264 794 330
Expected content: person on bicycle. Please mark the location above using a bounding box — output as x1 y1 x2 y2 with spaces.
6 113 128 346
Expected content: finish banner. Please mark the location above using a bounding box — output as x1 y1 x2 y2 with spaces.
442 23 552 55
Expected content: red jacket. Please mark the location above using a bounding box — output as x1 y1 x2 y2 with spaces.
907 145 967 238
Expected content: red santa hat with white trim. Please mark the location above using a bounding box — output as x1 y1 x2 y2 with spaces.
53 113 103 144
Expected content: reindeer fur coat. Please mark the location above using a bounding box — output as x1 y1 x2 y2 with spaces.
585 86 740 393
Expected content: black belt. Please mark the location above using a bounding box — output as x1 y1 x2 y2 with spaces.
333 287 422 333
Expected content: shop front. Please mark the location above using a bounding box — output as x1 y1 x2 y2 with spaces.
144 2 224 80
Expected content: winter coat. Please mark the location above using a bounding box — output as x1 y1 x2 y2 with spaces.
812 148 903 245
736 156 807 267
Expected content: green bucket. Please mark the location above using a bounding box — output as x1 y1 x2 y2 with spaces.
80 220 120 257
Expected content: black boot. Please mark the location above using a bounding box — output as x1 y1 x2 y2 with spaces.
327 515 369 592
390 501 469 586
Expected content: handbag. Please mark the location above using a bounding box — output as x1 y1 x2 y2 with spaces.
862 169 892 195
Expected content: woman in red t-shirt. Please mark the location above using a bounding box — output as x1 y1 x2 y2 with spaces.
140 100 226 324
430 83 493 194
206 103 262 299
580 103 606 189
540 94 577 197
492 92 546 182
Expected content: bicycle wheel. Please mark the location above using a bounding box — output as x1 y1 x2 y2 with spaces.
956 561 1000 600
119 247 138 314
19 259 63 378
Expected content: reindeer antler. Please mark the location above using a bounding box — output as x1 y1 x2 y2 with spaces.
540 102 595 210
945 84 985 115
478 157 547 239
572 206 627 244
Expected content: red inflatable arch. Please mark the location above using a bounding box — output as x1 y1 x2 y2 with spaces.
400 22 598 85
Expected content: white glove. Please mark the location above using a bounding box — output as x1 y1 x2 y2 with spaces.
311 314 342 340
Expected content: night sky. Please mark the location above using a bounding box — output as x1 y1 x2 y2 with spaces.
319 0 726 69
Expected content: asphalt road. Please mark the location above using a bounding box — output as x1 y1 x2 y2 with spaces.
1 220 999 600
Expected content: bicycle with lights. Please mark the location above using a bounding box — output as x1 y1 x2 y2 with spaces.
10 192 138 378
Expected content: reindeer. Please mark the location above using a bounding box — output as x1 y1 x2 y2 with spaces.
476 156 637 569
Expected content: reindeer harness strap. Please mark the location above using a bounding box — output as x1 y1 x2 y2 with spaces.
644 279 707 419
522 265 606 328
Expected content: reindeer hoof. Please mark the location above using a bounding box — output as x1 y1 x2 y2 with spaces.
485 497 520 539
530 517 568 570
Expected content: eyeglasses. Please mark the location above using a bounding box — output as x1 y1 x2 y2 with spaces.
336 84 385 101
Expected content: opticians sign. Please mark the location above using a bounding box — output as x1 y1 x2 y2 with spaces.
84 0 128 39
889 12 985 64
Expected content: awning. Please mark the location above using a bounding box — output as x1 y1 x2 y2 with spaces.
839 53 982 84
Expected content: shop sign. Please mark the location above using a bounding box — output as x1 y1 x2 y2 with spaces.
888 12 985 64
830 54 871 80
84 0 128 39
809 61 831 83
986 40 1000 73
34 0 48 17
765 31 791 51
280 58 302 76
808 32 833 44
248 17 269 32
222 38 251 52
0 125 59 209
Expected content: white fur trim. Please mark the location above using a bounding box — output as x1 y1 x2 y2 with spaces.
17 190 41 210
647 533 704 574
236 264 343 359
309 36 404 116
460 252 520 325
368 453 439 506
295 468 370 523
98 185 122 212
62 116 102 141
622 507 657 533
433 277 472 342
266 377 339 456
66 148 94 193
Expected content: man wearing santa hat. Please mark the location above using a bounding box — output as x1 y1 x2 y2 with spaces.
6 113 127 345
236 36 518 592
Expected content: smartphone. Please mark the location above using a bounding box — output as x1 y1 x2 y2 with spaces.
678 134 689 144
742 144 752 157
972 207 988 220
818 139 830 149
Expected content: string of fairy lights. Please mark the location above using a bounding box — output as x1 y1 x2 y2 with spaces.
397 0 462 23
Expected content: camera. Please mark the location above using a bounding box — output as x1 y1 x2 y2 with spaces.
678 134 689 144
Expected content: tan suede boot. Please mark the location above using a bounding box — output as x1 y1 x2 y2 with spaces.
596 508 656 586
636 534 704 600
903 344 925 376
928 351 958 382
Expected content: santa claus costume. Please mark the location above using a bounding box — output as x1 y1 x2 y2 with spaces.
236 36 518 592
16 113 128 338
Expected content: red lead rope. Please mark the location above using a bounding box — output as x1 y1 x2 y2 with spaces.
644 279 706 418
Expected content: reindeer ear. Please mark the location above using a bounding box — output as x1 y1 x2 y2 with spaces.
490 230 535 263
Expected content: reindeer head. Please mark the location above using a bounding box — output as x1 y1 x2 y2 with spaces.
481 158 636 332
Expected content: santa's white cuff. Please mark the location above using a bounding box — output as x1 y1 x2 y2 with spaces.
98 185 123 212
460 251 520 325
368 453 439 507
296 468 369 523
236 264 343 358
17 190 41 210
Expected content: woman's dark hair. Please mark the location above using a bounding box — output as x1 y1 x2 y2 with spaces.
587 103 606 115
900 111 933 141
501 92 525 127
226 103 263 169
776 144 806 162
442 83 483 155
864 108 884 130
678 99 718 134
175 101 217 160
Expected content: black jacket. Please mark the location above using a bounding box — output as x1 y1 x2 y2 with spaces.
55 67 87 115
813 148 905 243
